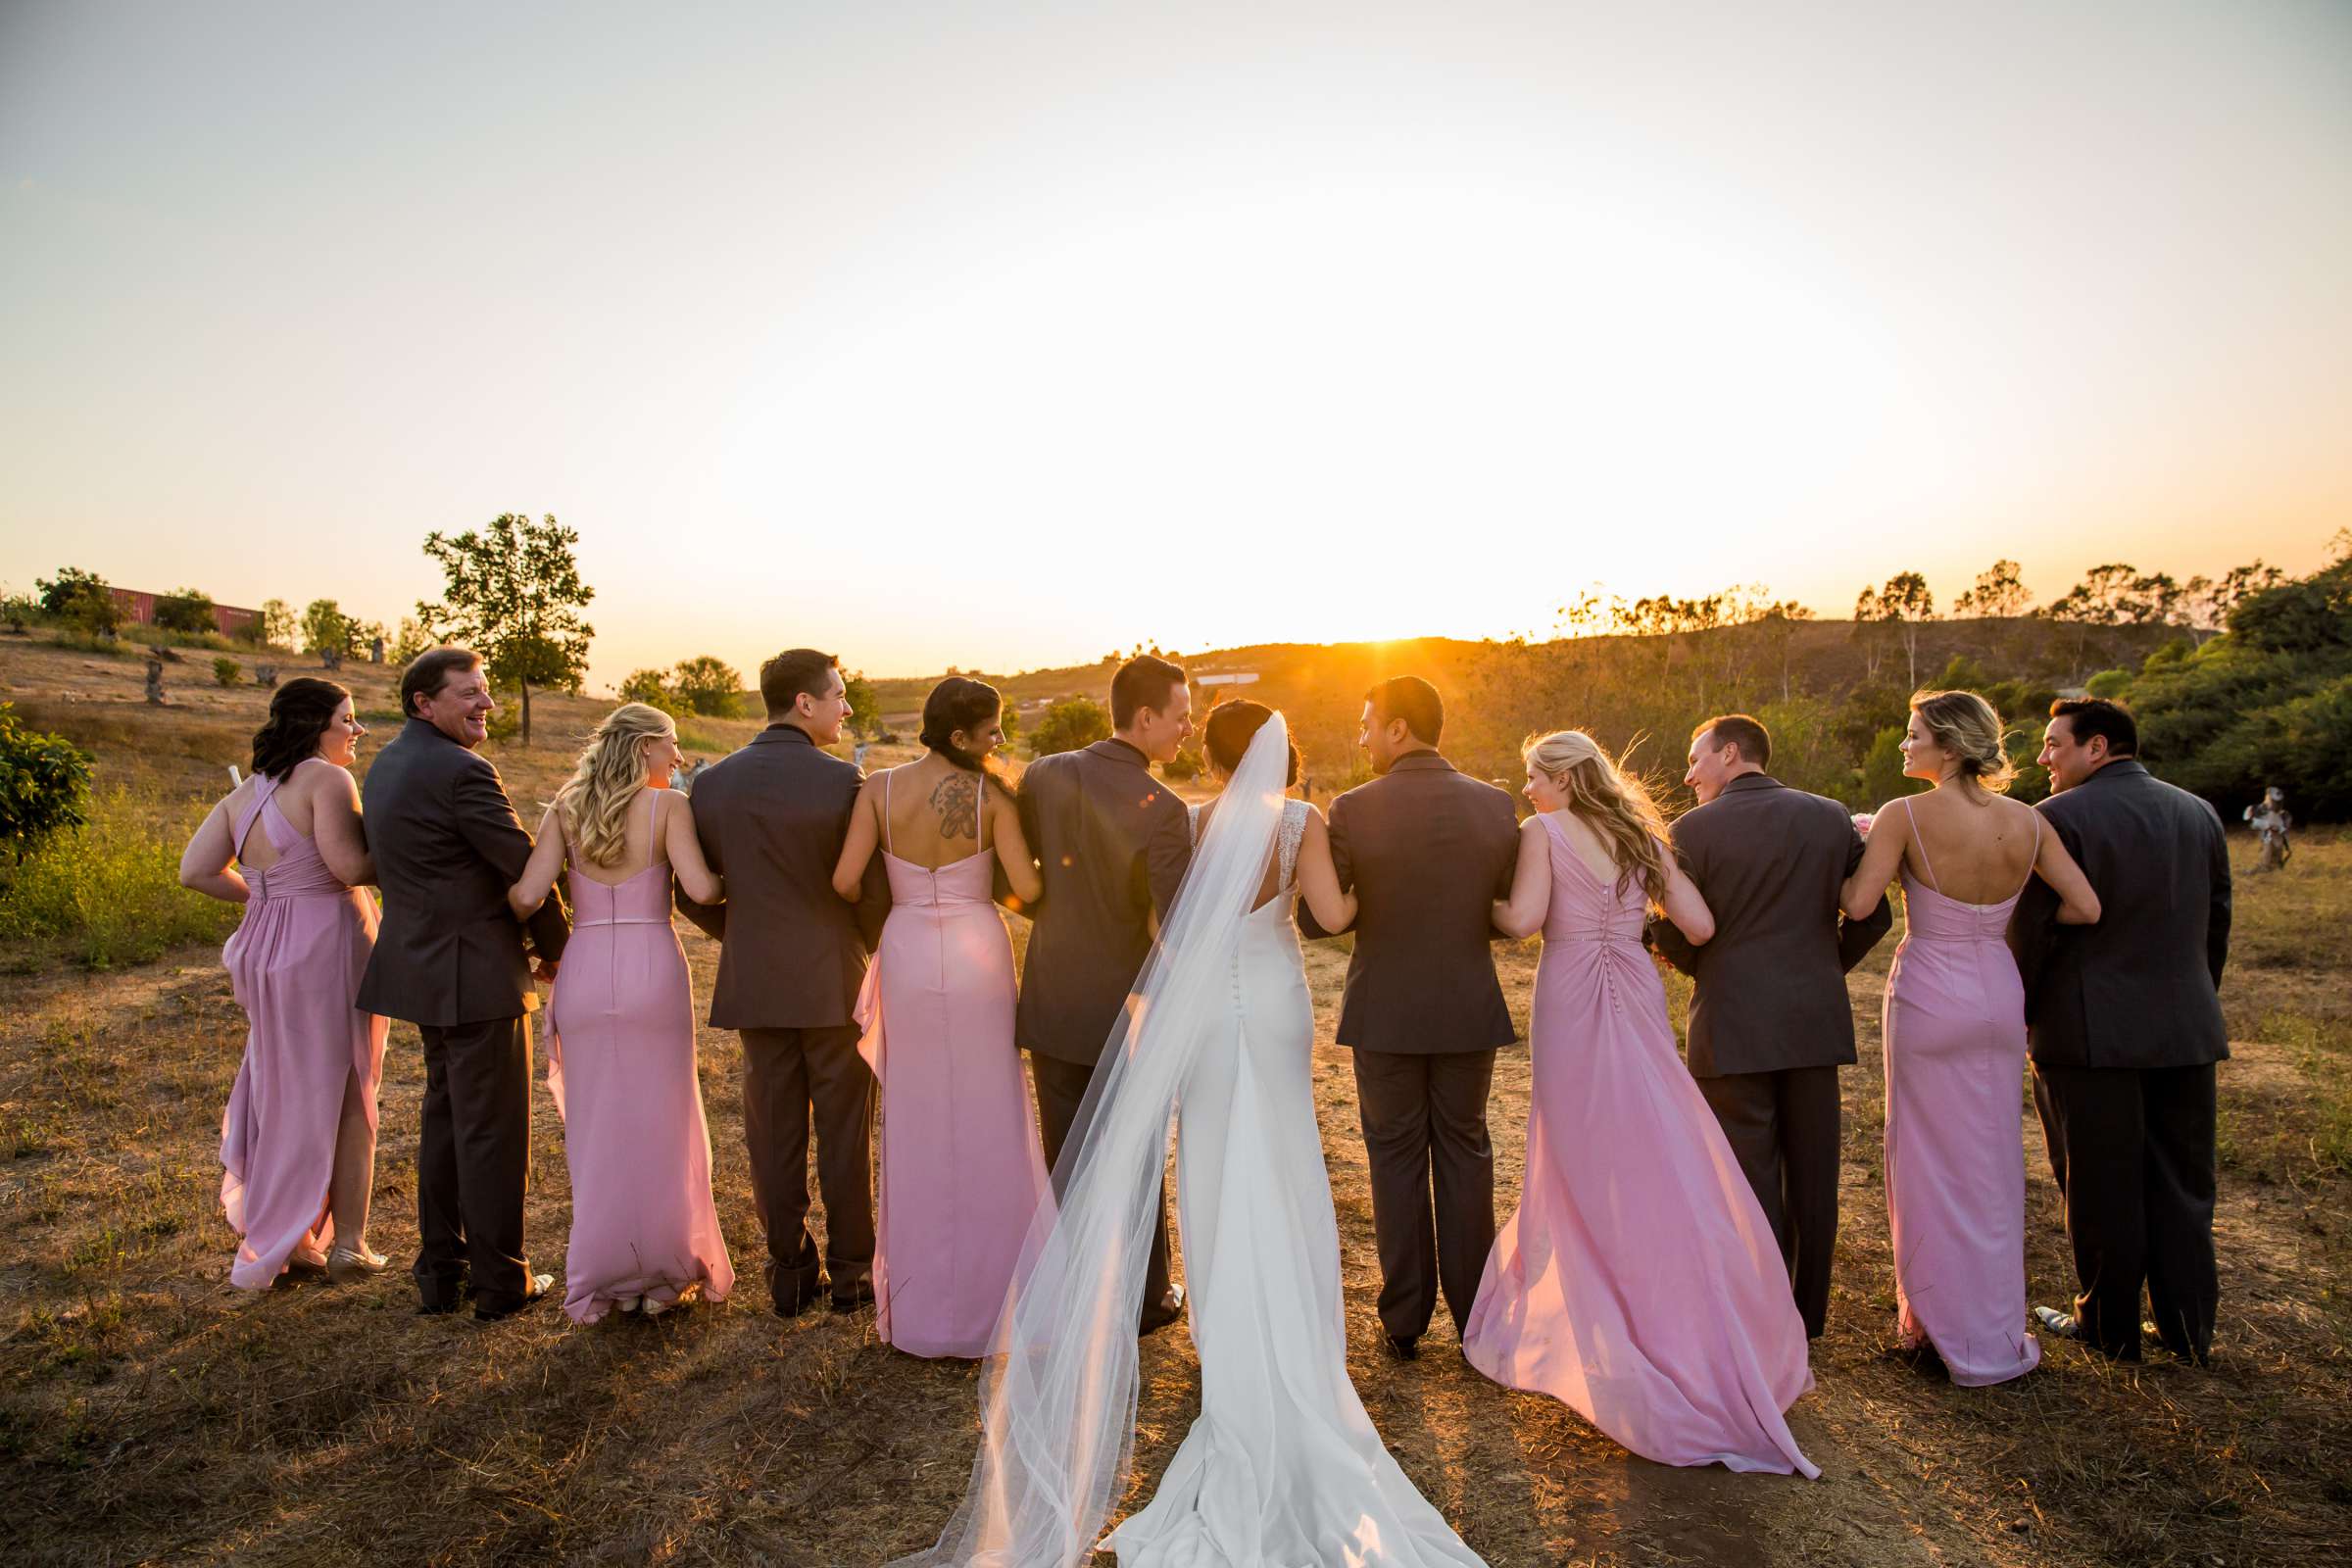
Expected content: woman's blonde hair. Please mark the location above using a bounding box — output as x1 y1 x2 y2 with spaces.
553 702 675 867
1523 729 1673 902
1910 689 2017 793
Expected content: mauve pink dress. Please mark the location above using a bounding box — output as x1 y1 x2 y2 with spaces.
1882 799 2042 1385
546 793 733 1323
1463 813 1818 1476
854 777 1048 1358
219 766 388 1289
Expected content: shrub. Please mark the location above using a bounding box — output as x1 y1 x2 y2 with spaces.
0 705 93 867
617 668 676 712
2085 667 2133 699
212 658 241 687
0 787 240 967
1026 697 1111 758
35 567 118 634
671 656 744 717
154 589 217 635
1162 746 1203 782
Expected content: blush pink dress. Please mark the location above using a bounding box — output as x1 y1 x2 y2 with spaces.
1462 813 1817 1476
854 771 1049 1358
219 764 388 1289
546 791 734 1323
1882 798 2042 1385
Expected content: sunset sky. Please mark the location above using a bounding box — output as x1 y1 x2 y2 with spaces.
4 1 2348 686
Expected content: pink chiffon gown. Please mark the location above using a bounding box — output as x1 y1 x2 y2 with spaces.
1882 799 2042 1385
546 791 733 1323
219 766 388 1289
1463 813 1818 1476
854 774 1048 1358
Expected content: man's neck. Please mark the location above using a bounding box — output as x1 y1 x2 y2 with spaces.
1725 763 1766 785
1392 741 1439 762
1109 729 1153 759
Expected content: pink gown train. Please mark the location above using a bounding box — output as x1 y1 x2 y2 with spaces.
1882 799 2042 1385
546 792 733 1323
854 774 1048 1359
1463 813 1818 1476
219 765 388 1289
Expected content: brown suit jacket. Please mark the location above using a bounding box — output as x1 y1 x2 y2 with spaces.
676 724 888 1031
2009 760 2231 1070
1648 773 1892 1077
1298 752 1521 1054
1014 737 1193 1065
355 719 569 1027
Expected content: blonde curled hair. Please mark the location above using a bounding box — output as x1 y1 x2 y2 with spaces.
553 702 675 867
1523 729 1673 902
1910 689 2017 793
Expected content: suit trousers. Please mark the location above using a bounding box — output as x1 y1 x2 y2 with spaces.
1350 1048 1497 1343
1029 1051 1180 1321
415 1015 534 1312
2033 1061 2219 1361
741 1024 875 1313
1696 1064 1841 1338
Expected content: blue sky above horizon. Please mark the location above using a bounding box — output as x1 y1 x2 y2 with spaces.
3 1 2348 685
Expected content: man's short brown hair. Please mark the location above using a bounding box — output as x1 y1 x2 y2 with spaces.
1110 656 1187 728
760 649 839 718
1365 675 1444 747
401 647 484 719
1693 712 1771 767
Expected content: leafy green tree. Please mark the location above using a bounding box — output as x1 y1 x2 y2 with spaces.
617 668 676 711
670 656 744 717
35 567 117 632
844 670 881 738
212 657 241 687
417 513 597 746
1952 560 2032 618
154 588 217 635
259 598 296 650
301 599 358 661
1026 697 1111 758
0 704 93 867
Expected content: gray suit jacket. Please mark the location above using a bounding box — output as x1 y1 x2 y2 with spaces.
677 724 888 1031
1014 738 1193 1065
355 719 569 1027
1648 773 1892 1077
2008 760 2231 1070
1298 752 1521 1055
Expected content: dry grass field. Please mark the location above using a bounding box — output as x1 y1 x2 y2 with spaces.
3 631 2348 1566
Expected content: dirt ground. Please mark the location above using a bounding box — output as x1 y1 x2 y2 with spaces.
2 632 2348 1566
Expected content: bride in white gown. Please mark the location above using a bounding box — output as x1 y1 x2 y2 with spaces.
894 704 1486 1568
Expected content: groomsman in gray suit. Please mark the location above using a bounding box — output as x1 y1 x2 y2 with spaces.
678 649 891 1316
358 647 569 1320
1649 712 1892 1339
2012 697 2230 1363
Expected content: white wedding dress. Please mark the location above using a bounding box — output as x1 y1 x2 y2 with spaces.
895 713 1485 1568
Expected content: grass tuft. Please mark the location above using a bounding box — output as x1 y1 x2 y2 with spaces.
0 787 240 967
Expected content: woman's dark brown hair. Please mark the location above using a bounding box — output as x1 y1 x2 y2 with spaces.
1202 700 1300 786
920 676 1015 800
251 677 351 781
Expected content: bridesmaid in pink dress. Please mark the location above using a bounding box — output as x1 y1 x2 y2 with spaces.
1464 729 1818 1476
831 678 1049 1358
1842 690 2099 1384
179 679 390 1289
511 703 733 1323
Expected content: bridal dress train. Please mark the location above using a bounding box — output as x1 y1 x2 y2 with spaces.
894 713 1485 1568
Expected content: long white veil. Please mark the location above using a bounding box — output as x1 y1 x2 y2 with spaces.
891 712 1295 1568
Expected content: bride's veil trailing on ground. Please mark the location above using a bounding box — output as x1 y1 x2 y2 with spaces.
891 713 1294 1568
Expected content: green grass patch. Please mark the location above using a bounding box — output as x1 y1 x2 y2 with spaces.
2256 1010 2352 1176
0 787 239 967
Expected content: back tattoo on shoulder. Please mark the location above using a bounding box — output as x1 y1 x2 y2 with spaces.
930 769 978 841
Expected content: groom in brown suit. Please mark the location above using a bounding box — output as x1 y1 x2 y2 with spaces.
678 649 890 1316
358 648 569 1320
1014 655 1195 1333
1298 676 1520 1358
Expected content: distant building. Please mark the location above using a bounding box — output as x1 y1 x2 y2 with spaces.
109 587 260 641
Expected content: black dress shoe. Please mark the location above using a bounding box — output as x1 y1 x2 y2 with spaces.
1139 1285 1185 1336
473 1272 556 1322
773 1291 825 1320
1384 1334 1420 1361
829 1280 876 1313
416 1296 465 1317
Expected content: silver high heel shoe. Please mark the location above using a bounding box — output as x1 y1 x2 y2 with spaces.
327 1244 389 1284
